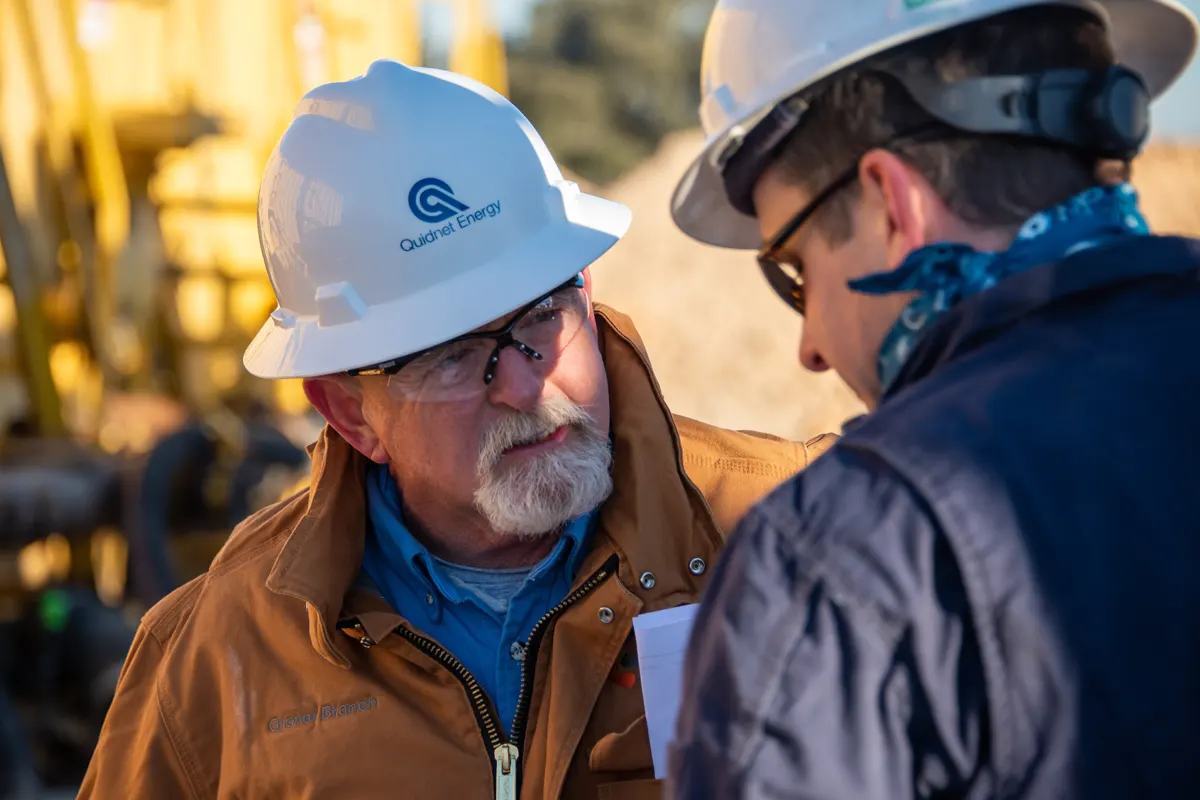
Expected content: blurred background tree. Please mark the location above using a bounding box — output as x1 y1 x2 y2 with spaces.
506 0 714 184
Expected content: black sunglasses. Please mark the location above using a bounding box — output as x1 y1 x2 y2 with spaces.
753 123 948 316
346 274 585 383
756 164 860 316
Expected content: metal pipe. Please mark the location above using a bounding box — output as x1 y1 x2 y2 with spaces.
11 0 115 389
58 0 132 384
0 145 65 437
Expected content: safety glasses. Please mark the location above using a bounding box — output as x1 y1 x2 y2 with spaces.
756 164 860 316
750 111 947 316
348 275 590 403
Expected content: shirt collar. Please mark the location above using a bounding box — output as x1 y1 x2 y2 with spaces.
364 461 596 610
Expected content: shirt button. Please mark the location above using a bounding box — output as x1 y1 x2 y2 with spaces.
425 592 435 605
509 641 526 662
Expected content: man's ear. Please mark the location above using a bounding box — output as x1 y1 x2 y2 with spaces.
858 149 935 270
581 267 600 338
303 377 389 463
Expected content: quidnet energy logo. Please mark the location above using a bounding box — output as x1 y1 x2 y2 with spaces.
401 177 502 252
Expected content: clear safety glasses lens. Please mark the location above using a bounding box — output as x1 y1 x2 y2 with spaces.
385 286 591 403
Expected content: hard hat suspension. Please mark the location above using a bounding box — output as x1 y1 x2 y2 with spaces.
894 64 1149 160
721 62 1150 218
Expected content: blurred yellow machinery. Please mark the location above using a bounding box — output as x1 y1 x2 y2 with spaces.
0 0 510 582
0 0 508 444
0 2 508 793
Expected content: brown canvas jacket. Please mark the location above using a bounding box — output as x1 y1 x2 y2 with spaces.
79 305 836 799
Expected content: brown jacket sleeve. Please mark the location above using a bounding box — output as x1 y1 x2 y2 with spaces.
801 431 839 462
674 414 840 534
79 624 201 799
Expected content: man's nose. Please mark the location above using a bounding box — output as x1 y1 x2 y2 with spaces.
799 329 830 373
485 345 546 411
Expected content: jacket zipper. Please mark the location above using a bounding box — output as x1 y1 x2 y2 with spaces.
390 553 619 799
509 553 619 751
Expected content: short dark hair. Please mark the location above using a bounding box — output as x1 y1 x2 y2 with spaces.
773 5 1125 244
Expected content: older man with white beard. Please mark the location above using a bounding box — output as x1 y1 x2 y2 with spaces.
80 61 837 800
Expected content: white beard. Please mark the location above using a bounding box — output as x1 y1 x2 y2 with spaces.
474 395 613 537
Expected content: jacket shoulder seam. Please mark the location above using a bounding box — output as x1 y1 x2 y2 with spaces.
206 492 308 580
146 629 206 800
682 450 805 479
207 523 294 580
142 576 207 642
141 520 292 645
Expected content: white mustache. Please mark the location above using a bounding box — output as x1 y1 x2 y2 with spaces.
473 394 613 537
477 396 596 476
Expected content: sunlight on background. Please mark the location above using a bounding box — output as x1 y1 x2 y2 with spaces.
0 3 1195 796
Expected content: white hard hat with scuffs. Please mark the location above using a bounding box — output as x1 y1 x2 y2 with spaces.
244 59 632 379
671 0 1199 251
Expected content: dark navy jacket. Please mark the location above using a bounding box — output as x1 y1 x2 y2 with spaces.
668 236 1200 799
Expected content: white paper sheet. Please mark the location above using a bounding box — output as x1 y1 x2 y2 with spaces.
632 602 700 779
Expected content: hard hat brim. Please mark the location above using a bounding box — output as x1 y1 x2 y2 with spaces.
243 192 632 380
672 0 1199 251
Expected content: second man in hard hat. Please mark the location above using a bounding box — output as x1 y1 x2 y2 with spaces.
79 60 835 799
668 1 1200 798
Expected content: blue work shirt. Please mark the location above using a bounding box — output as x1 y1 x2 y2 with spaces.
359 462 595 734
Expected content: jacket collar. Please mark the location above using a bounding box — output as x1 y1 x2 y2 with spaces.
267 304 723 664
887 235 1200 399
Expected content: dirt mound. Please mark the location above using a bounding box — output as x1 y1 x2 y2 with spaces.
590 131 864 441
1133 141 1200 236
590 130 1200 440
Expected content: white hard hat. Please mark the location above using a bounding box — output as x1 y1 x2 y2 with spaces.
243 59 632 379
671 0 1199 250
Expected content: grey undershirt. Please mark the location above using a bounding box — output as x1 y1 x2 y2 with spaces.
432 558 534 616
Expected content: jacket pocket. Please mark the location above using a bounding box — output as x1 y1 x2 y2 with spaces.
588 714 653 774
590 714 661 798
597 778 664 800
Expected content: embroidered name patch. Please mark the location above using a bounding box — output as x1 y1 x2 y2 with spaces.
267 696 378 732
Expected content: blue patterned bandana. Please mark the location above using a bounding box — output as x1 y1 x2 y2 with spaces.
848 183 1150 393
